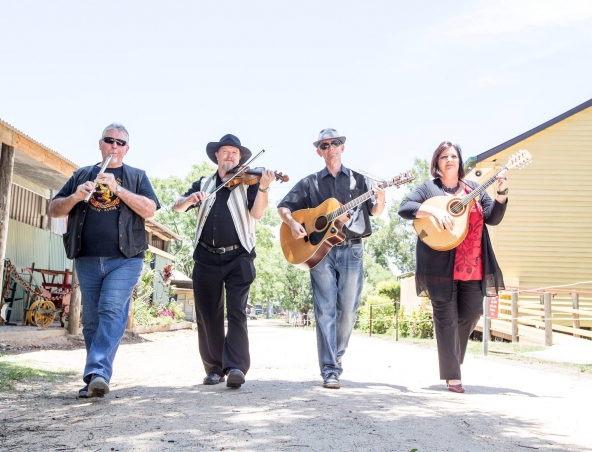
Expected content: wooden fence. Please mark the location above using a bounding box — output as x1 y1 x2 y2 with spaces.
493 287 592 345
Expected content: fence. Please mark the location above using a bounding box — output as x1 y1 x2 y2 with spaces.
357 302 434 340
492 287 592 345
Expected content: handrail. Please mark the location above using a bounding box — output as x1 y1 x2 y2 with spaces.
505 285 592 296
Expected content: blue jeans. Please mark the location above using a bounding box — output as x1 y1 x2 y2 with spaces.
75 256 143 384
310 243 364 378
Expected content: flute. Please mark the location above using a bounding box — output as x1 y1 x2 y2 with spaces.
84 154 113 203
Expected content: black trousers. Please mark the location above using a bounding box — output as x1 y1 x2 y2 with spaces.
431 280 483 381
192 246 256 376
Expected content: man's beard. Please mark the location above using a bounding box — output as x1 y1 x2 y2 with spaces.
220 161 237 173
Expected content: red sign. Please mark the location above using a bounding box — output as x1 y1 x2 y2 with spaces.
488 296 499 319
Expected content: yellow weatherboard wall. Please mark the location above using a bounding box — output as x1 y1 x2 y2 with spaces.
470 105 592 327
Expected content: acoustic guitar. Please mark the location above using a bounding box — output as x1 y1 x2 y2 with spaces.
413 149 532 251
281 171 415 270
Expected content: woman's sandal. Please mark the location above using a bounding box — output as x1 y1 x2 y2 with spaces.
446 380 465 393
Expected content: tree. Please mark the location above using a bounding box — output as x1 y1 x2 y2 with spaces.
150 162 216 276
249 209 285 315
281 263 313 318
250 209 314 319
366 157 430 274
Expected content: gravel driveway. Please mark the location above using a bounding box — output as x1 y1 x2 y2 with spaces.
1 320 590 451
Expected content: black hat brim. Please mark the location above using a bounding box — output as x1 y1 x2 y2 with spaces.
206 142 252 165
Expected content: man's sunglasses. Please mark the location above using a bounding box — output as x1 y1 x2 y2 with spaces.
318 140 342 150
102 137 127 146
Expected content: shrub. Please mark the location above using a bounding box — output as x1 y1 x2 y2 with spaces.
133 254 185 326
377 280 401 302
409 309 434 339
358 295 396 334
392 305 410 338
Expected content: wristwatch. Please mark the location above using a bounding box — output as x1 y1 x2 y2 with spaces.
115 185 124 195
258 186 270 193
497 188 508 195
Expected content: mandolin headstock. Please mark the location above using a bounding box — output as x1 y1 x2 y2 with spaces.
505 149 532 171
383 170 415 188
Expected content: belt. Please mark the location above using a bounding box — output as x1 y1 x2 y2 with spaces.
199 242 241 254
334 238 362 247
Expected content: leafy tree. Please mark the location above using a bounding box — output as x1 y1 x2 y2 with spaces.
366 157 430 274
377 279 401 301
281 263 313 317
250 209 285 315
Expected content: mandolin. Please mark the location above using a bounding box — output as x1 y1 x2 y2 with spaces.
413 149 532 251
281 171 415 270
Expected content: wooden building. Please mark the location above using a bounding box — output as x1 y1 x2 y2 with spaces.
0 119 181 324
465 98 592 328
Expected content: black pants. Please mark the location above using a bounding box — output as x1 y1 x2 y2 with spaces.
431 280 483 381
192 246 256 376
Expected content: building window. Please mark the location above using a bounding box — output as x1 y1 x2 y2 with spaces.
10 184 48 229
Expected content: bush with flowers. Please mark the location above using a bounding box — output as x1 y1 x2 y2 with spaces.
133 252 186 326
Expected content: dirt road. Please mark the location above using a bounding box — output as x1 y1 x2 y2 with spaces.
1 320 590 451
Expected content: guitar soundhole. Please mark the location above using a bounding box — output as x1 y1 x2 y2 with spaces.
449 200 465 216
314 216 328 230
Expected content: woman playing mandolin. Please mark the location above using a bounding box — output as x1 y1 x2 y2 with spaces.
398 141 508 393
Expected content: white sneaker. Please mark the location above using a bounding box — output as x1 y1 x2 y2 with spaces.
88 375 110 398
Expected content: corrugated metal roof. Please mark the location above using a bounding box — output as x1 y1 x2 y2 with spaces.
146 218 182 241
0 117 79 169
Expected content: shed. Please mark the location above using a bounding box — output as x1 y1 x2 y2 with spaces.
0 119 182 325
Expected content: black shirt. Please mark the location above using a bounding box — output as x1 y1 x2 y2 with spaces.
54 164 159 258
183 173 259 248
277 165 377 239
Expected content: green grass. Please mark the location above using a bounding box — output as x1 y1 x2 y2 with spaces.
466 339 546 355
0 360 77 391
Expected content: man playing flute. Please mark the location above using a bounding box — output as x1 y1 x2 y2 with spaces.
49 123 160 398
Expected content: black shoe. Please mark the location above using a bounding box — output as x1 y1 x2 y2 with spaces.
203 373 225 385
78 384 90 398
323 372 340 389
226 368 246 388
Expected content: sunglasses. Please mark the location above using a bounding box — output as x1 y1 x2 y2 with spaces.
318 140 342 150
102 137 127 146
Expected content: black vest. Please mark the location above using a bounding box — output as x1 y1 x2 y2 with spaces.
62 163 148 259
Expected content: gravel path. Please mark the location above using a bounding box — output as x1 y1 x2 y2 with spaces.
1 320 590 451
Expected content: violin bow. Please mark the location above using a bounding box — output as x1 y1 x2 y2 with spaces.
195 149 266 206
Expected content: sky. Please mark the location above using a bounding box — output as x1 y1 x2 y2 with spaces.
1 0 592 209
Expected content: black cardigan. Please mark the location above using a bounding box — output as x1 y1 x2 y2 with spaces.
398 178 506 301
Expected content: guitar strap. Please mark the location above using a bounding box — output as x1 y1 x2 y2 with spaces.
349 169 357 190
348 170 358 215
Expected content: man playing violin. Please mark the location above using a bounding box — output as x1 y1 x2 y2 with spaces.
174 134 275 389
277 128 385 389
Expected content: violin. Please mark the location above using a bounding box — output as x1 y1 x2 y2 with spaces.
222 166 289 187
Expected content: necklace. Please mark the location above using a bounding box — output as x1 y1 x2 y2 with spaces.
442 182 460 194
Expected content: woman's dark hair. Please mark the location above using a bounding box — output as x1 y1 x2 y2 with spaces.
430 141 465 179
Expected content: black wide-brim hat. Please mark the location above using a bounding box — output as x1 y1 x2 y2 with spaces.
206 134 252 165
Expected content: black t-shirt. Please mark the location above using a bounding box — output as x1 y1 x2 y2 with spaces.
81 166 125 257
183 173 259 248
54 164 159 258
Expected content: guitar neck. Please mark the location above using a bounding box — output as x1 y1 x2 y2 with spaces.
327 179 395 222
460 167 506 205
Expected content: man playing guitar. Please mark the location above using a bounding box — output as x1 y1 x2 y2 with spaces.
277 128 385 389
